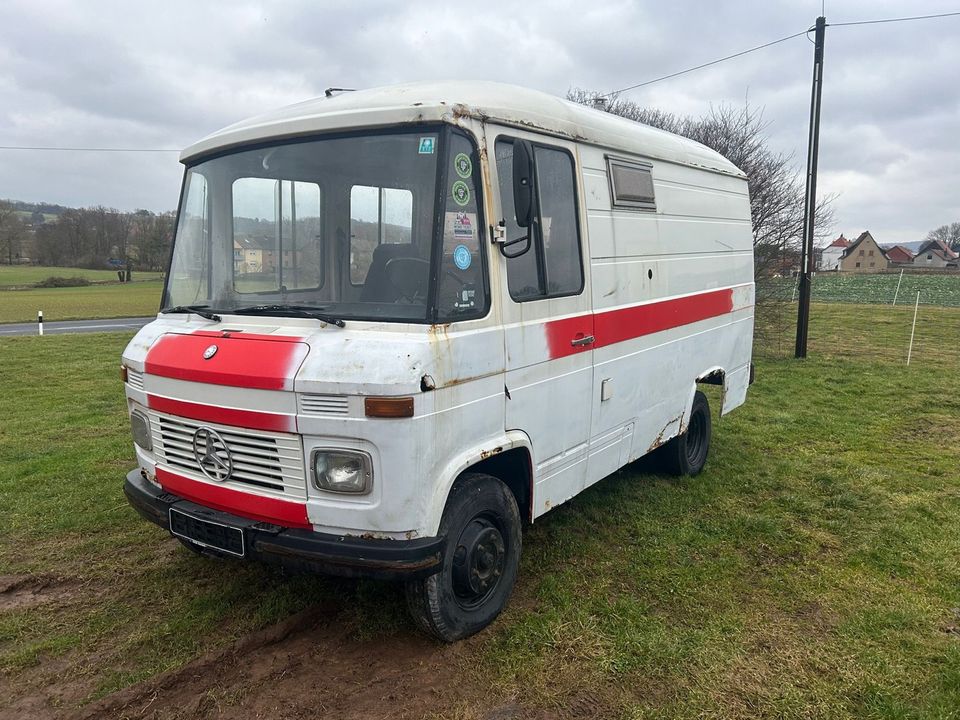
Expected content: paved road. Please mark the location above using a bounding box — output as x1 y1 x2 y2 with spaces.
0 316 155 337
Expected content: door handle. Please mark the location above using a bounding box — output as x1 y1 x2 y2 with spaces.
570 334 595 347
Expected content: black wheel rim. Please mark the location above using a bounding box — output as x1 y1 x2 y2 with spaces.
451 515 506 610
685 411 706 467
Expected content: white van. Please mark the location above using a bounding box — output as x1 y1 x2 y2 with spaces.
122 82 754 641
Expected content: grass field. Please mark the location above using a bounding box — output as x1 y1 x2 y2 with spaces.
767 271 960 306
0 281 163 324
1 304 959 718
0 265 163 289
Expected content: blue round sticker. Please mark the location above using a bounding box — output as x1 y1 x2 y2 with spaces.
453 244 472 270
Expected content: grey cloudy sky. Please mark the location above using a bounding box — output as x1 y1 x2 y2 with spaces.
1 0 958 246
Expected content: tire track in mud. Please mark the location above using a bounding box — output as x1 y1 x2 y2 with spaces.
0 575 83 612
70 604 476 720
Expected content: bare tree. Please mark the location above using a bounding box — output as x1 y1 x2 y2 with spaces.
0 201 28 264
925 222 960 252
567 89 835 287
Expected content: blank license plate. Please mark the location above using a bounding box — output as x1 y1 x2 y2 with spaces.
169 508 245 557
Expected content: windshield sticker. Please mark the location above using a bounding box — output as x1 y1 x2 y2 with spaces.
451 180 470 206
453 244 472 271
455 288 476 310
418 137 436 154
453 211 473 239
454 153 473 178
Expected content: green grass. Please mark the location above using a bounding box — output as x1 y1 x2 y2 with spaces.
0 265 163 289
0 281 163 323
766 272 960 306
1 304 959 717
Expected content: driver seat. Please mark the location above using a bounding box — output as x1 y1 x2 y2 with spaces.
360 243 423 302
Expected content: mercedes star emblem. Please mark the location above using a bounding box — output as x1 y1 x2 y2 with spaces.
203 344 218 360
191 427 233 482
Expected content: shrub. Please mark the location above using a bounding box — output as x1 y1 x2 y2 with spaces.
33 276 92 288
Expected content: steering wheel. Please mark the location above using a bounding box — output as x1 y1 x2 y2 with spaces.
385 257 474 303
385 257 430 302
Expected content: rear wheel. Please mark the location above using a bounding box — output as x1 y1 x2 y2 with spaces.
660 390 712 476
405 473 521 642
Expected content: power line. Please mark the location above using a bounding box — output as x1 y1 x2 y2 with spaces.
604 10 960 97
830 11 960 27
0 145 179 152
603 30 809 96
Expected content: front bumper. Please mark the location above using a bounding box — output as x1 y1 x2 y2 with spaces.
124 469 444 580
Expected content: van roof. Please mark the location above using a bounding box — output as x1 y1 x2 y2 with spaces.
180 81 745 178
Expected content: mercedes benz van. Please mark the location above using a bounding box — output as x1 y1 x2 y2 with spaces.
121 82 754 641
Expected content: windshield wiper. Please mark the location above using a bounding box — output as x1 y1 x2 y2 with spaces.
230 304 346 327
161 305 222 322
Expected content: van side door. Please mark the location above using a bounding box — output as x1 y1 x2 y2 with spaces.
490 131 594 518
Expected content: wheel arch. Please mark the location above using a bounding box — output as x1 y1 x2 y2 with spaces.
424 430 534 536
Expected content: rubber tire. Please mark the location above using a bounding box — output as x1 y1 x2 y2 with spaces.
405 473 521 642
660 390 712 477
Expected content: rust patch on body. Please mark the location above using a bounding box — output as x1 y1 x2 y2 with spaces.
647 413 683 453
480 446 504 460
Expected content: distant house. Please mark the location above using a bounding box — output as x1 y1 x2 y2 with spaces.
234 236 272 274
819 234 851 271
839 231 890 273
884 245 915 266
911 239 959 269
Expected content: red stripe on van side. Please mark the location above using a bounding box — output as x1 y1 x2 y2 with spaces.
593 287 735 348
145 333 307 391
156 467 311 529
544 287 736 360
147 394 295 433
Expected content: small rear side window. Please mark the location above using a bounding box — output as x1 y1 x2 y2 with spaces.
607 157 656 211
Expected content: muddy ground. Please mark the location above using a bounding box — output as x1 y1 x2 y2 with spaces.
0 574 559 720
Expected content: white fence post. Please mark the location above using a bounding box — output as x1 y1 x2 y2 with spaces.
892 269 904 305
907 291 920 365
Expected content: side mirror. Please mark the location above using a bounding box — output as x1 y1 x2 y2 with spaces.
512 140 535 228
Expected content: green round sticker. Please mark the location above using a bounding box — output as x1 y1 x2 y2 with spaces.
454 152 472 178
452 180 470 207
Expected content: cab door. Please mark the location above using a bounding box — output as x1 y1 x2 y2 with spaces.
489 130 594 518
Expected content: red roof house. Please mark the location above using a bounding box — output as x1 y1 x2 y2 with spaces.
885 245 915 265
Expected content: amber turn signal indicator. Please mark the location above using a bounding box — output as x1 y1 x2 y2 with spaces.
120 364 128 383
364 396 414 418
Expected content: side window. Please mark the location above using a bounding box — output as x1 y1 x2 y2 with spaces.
436 132 487 321
349 185 413 284
607 157 656 210
495 138 584 301
232 178 322 293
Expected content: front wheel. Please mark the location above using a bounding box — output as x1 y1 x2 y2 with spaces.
405 473 521 642
660 390 712 476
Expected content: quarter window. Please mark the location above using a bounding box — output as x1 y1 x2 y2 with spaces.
607 157 656 210
495 138 584 301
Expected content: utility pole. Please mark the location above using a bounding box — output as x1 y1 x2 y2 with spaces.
795 15 826 358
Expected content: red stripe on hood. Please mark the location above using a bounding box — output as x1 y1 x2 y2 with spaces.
145 332 307 391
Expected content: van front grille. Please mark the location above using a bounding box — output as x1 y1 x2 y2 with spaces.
150 412 307 501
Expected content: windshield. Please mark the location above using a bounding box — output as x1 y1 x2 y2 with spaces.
163 127 487 323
